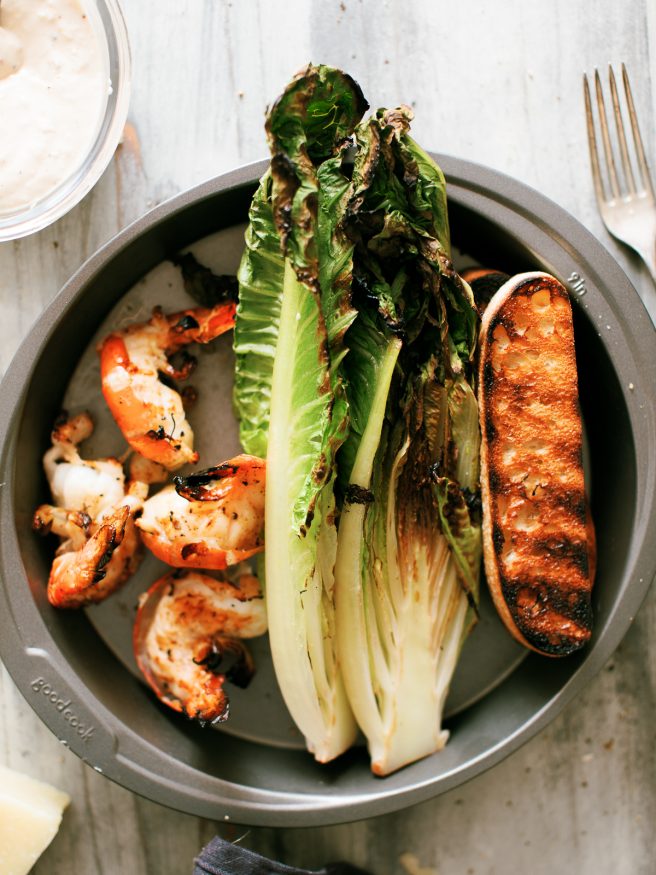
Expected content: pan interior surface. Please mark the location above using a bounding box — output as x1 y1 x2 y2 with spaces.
1 161 648 825
49 223 527 752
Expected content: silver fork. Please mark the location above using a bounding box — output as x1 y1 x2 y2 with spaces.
584 64 656 286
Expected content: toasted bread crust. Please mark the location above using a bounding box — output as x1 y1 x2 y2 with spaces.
478 272 595 656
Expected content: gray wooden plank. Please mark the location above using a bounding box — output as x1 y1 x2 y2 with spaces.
0 0 653 873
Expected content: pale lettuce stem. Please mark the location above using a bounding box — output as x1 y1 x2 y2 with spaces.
385 440 408 620
372 540 451 775
434 581 469 715
349 339 402 486
335 337 401 754
266 259 356 762
337 338 475 773
266 260 322 731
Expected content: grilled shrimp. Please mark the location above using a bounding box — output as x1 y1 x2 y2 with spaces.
41 412 128 520
133 570 267 723
136 455 266 569
35 505 140 608
33 412 166 608
99 303 236 470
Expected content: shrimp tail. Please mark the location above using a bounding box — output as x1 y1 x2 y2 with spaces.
33 504 92 551
165 302 237 351
183 682 230 725
184 635 257 724
127 454 169 502
171 252 238 309
51 410 94 447
173 455 265 502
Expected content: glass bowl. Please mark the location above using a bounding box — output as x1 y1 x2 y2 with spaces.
0 0 131 242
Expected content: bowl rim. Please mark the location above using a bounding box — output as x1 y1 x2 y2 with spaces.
0 156 654 826
0 0 132 242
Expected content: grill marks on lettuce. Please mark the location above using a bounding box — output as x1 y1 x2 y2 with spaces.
251 65 369 762
234 64 483 771
333 103 483 774
265 65 368 514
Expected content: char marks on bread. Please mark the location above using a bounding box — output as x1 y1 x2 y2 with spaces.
477 271 595 656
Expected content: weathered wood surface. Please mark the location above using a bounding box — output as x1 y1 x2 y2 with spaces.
1 1 654 872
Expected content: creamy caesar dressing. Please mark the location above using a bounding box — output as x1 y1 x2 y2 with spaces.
0 0 109 214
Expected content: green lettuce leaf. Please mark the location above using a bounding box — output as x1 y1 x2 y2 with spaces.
233 172 284 457
265 260 357 760
262 65 366 761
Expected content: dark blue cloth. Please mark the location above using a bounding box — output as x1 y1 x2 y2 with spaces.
193 837 372 875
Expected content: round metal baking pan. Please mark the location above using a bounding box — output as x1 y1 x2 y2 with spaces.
0 157 654 826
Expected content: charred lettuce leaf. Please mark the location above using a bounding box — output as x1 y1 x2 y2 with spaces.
262 64 367 762
335 105 482 775
233 66 482 774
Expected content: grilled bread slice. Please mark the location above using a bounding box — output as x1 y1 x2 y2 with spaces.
478 272 595 656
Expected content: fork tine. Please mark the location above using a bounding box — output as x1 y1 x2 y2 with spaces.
608 65 636 195
584 74 606 204
621 63 655 199
594 69 621 199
